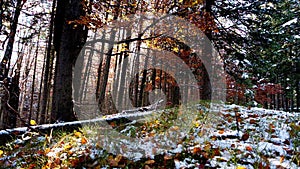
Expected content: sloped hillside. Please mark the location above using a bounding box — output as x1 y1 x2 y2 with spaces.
0 105 299 169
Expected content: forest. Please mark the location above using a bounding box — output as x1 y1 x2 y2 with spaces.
0 0 299 168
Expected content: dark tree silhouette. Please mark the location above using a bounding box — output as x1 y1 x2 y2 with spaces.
51 0 88 122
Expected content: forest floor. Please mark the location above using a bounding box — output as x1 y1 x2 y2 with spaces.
0 104 299 169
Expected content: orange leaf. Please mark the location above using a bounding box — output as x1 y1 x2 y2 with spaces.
193 147 201 154
164 155 173 160
269 124 275 129
70 158 79 167
44 148 51 154
145 160 155 165
280 156 284 163
246 146 253 151
81 137 88 144
144 83 152 92
249 119 256 124
218 129 224 134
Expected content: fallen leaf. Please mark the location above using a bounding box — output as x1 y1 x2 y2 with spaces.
81 137 88 144
241 133 249 141
218 129 224 134
45 148 51 154
204 143 212 152
193 147 201 154
269 124 275 129
170 126 179 131
249 119 256 124
74 131 82 138
30 120 37 126
145 160 155 165
64 143 72 150
164 155 173 160
236 166 247 169
213 148 221 156
246 146 253 151
280 156 284 163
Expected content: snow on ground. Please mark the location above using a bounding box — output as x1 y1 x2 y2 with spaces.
0 105 299 168
188 105 300 169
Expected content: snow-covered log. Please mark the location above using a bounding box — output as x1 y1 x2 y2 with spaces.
0 100 164 144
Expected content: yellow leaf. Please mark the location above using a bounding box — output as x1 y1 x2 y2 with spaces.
173 47 179 53
204 143 211 151
74 131 82 138
194 121 200 127
30 120 37 126
155 120 160 124
280 156 284 163
64 144 72 150
0 150 3 157
45 148 51 154
236 166 247 169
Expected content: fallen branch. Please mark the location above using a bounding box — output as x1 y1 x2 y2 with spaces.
0 99 164 144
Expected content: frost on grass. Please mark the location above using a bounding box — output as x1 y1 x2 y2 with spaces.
0 105 299 168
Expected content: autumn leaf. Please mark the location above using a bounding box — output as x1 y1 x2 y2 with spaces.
269 124 275 129
145 159 155 165
74 131 82 138
194 121 200 127
236 166 247 169
108 154 123 167
30 120 37 126
81 137 88 144
0 150 3 157
64 143 72 150
44 148 51 155
173 47 179 53
218 129 224 134
70 158 80 167
280 156 284 163
193 147 201 154
246 145 253 151
249 119 256 124
170 126 179 131
164 155 173 160
241 133 249 141
204 143 212 151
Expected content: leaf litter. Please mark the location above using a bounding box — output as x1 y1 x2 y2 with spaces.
0 104 299 168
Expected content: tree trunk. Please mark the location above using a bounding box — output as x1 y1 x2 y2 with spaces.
117 41 129 110
52 0 88 123
200 0 214 101
0 0 23 129
40 0 56 124
29 33 40 123
297 80 299 112
0 0 23 79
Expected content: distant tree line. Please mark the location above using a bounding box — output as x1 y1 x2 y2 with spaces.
0 0 298 130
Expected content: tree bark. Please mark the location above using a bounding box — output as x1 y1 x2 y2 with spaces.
201 0 214 101
0 0 23 129
40 0 56 124
52 0 88 123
